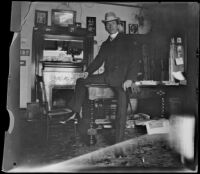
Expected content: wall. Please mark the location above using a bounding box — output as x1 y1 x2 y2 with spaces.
19 2 150 108
142 2 199 114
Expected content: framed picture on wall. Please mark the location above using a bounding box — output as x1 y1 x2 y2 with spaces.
35 10 48 27
119 20 126 34
51 9 76 27
129 24 139 34
86 17 96 36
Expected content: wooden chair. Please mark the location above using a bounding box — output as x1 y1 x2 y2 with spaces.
84 84 117 145
35 75 76 141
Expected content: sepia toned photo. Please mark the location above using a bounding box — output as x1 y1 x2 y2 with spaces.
2 1 199 173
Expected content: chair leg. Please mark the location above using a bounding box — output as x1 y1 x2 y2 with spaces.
88 99 97 145
74 118 78 137
46 116 50 142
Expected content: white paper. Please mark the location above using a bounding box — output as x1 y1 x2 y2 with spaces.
175 57 184 65
172 71 185 81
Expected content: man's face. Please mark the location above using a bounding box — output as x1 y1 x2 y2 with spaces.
105 20 118 34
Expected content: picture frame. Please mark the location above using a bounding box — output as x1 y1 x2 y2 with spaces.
129 24 139 34
119 20 126 34
35 10 48 27
86 17 96 36
51 9 76 27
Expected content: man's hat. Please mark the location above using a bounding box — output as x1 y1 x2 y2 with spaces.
102 12 120 23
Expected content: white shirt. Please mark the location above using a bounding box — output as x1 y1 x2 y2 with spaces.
110 31 119 41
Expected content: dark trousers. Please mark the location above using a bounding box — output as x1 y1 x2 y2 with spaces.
68 74 127 143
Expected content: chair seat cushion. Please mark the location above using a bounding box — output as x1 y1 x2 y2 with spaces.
86 84 115 100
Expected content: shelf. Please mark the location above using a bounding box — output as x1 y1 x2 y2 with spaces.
33 26 89 37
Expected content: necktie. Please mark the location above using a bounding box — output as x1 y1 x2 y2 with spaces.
110 37 113 42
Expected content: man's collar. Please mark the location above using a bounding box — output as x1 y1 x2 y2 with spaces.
106 32 122 43
110 31 119 40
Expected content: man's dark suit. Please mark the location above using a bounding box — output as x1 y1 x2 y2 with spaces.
68 33 139 142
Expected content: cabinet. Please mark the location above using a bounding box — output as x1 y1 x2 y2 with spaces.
31 26 94 104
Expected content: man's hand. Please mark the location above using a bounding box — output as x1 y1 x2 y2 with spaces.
123 80 140 94
131 82 140 94
83 72 89 79
123 80 132 91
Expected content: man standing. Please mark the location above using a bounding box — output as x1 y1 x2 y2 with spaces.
66 12 140 143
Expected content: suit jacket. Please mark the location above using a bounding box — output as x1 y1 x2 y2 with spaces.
86 33 139 87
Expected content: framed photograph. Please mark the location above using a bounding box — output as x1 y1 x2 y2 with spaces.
86 17 96 36
51 9 76 27
119 21 126 34
75 22 82 28
129 24 139 34
35 10 48 27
